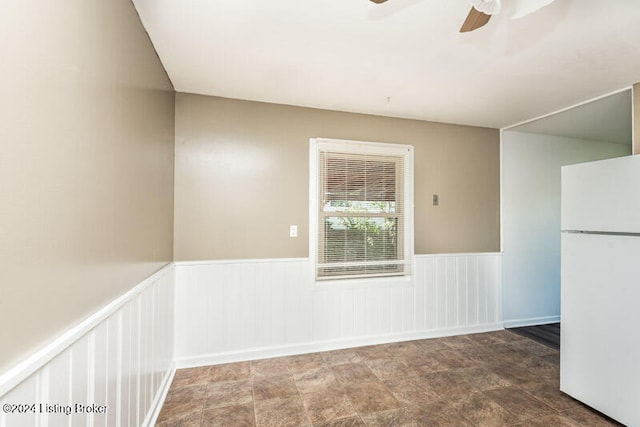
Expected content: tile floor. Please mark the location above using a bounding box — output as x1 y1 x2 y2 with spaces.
156 330 622 426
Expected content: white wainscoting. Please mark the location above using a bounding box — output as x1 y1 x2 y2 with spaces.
0 264 175 427
175 253 503 368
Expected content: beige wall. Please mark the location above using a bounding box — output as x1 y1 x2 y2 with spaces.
174 93 500 260
0 1 175 374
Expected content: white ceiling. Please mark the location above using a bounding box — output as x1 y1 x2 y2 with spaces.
508 89 632 144
132 0 640 129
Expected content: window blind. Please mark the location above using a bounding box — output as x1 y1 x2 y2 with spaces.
317 149 409 280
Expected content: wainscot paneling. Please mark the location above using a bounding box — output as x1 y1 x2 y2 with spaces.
175 254 503 367
0 265 175 427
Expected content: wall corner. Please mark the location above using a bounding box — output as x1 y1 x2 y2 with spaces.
633 83 639 155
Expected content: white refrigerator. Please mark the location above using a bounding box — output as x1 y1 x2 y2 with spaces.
561 155 640 426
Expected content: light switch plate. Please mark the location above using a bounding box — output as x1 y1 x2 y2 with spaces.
290 225 298 237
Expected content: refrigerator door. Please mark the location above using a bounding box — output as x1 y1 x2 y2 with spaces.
561 232 640 426
562 155 640 233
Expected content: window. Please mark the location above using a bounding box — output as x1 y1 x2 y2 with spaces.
310 138 414 281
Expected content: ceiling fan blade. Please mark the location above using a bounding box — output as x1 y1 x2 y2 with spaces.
369 0 388 3
460 7 491 32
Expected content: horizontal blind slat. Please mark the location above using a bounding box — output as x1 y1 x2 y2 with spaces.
318 147 407 280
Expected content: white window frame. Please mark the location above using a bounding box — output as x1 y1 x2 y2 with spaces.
309 138 414 285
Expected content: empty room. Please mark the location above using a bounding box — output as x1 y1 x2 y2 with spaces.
1 0 639 426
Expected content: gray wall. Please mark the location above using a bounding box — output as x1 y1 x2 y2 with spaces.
0 0 175 374
501 131 630 326
174 93 501 261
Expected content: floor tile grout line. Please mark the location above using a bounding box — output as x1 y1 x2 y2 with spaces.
250 364 258 427
288 360 314 427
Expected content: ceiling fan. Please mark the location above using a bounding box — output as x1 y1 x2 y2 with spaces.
369 0 557 33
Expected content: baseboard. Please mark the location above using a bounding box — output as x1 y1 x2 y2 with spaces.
144 362 176 427
175 323 504 369
503 315 560 329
